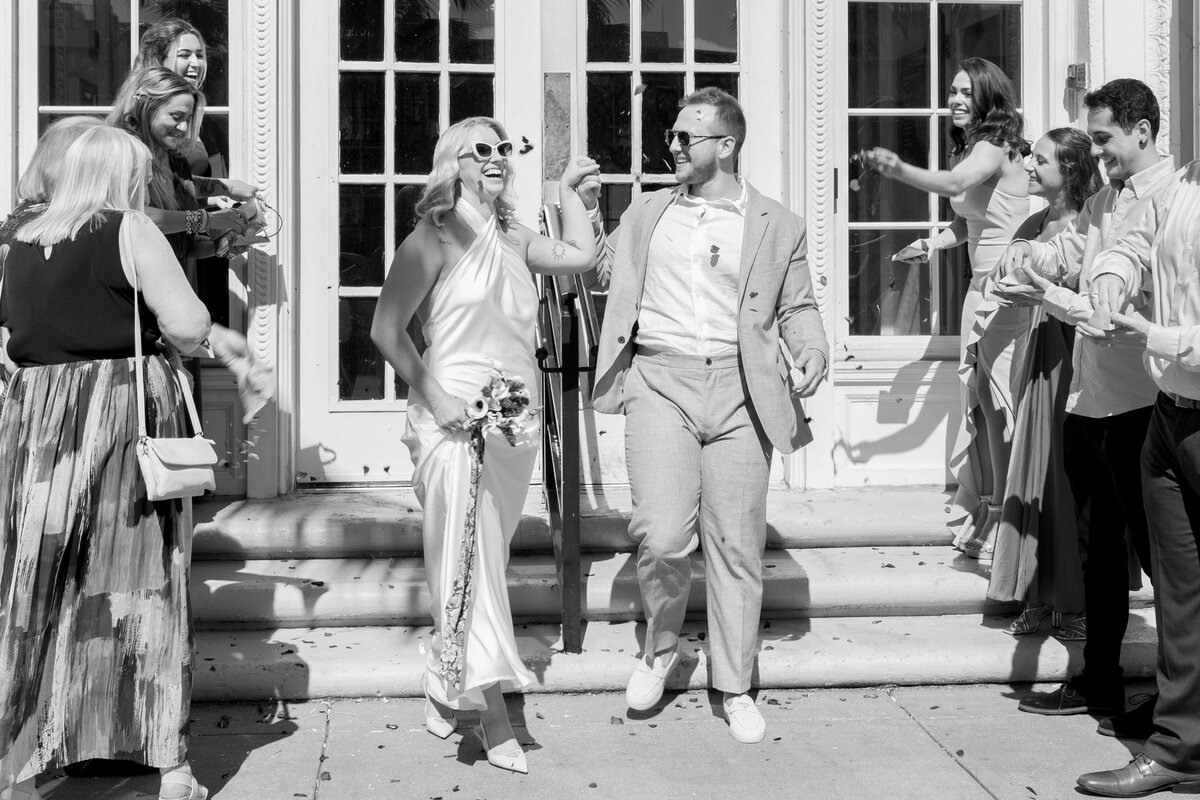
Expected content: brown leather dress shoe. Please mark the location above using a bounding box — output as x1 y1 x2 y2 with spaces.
1077 753 1200 797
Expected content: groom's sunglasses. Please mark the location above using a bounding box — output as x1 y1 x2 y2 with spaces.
665 129 730 148
459 140 514 160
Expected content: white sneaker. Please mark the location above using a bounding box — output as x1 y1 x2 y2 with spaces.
625 649 680 711
723 693 766 744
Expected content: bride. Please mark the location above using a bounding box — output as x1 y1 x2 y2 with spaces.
371 117 599 775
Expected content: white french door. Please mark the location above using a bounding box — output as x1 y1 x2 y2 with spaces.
296 0 541 484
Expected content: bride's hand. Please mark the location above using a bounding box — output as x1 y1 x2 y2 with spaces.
431 392 471 433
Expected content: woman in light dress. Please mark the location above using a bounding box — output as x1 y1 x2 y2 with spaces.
990 129 1102 637
864 57 1031 560
371 117 599 775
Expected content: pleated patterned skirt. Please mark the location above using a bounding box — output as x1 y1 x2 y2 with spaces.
0 355 194 788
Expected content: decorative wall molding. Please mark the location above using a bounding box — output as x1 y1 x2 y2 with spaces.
1147 0 1172 155
804 0 833 322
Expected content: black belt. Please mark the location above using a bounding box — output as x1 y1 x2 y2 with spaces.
1163 392 1200 410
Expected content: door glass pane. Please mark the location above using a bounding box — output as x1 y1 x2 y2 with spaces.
396 73 439 173
40 0 133 106
339 298 385 400
395 183 424 245
393 316 427 399
340 73 385 173
938 244 969 335
449 73 494 123
340 0 384 61
848 229 932 336
642 0 684 63
598 183 633 234
339 186 385 287
847 116 929 223
642 73 685 175
449 1 495 64
396 0 439 62
695 72 738 98
588 0 630 62
849 2 929 109
939 4 1022 95
589 73 632 173
694 0 737 64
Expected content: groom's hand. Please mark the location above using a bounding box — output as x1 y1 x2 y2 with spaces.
791 351 826 398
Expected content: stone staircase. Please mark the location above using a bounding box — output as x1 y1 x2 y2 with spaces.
189 487 1157 701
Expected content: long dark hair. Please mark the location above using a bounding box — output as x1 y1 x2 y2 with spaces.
1043 127 1103 213
950 57 1028 160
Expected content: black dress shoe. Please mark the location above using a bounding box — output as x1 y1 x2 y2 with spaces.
1098 694 1158 739
1078 753 1200 797
1018 682 1124 716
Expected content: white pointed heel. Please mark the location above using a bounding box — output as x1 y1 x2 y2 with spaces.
474 724 528 774
421 675 457 739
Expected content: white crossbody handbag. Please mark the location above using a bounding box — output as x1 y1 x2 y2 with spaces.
128 225 218 501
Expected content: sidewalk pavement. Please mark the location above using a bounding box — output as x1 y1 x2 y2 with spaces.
37 683 1154 800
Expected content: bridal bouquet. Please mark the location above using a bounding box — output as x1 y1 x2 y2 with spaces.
440 366 539 689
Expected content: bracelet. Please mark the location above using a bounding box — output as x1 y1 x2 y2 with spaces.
183 209 202 235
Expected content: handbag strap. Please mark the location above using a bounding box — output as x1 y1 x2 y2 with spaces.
124 215 206 440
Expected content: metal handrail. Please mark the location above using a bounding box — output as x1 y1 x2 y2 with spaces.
534 203 599 654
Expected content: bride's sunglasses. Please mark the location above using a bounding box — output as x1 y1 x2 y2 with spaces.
459 140 514 160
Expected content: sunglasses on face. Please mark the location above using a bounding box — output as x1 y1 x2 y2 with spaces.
459 140 514 160
664 129 730 148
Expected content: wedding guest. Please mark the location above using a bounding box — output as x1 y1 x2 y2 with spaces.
370 117 598 775
988 128 1102 636
0 125 254 800
107 67 253 263
1066 160 1200 799
589 87 828 744
999 80 1172 726
864 57 1030 561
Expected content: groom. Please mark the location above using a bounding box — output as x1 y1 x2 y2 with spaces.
586 87 828 743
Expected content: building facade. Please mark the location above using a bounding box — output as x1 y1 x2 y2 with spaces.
1 0 1196 498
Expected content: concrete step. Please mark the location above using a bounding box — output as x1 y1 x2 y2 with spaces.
191 607 1159 701
191 547 1156 628
194 486 955 560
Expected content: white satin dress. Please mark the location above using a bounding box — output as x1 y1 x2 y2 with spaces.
402 199 540 709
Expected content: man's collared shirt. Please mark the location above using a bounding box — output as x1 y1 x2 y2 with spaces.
1028 156 1176 417
1092 161 1200 401
636 182 747 356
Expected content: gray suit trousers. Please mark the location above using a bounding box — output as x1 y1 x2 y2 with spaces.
624 350 772 694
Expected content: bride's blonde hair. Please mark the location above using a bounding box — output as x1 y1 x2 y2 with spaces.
414 117 518 230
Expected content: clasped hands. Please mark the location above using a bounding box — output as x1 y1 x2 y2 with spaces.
991 242 1148 347
560 156 603 211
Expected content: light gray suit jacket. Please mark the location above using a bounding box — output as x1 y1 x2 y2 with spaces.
591 181 829 454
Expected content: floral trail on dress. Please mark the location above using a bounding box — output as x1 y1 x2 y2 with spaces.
438 366 540 689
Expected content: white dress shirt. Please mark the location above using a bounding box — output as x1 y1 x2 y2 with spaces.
1091 161 1200 401
636 182 747 356
1024 156 1176 417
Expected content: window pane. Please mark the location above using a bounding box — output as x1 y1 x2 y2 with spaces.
40 0 133 106
642 0 684 63
937 244 969 336
197 113 229 179
848 116 930 223
848 230 931 336
449 1 494 64
449 73 494 123
340 72 385 173
38 112 105 135
339 298 385 400
395 183 424 246
396 73 439 173
642 73 685 175
141 0 230 107
396 0 439 62
339 185 385 287
695 72 738 98
695 0 737 64
340 0 384 61
588 73 632 173
939 4 1022 96
588 0 630 62
598 183 632 234
848 2 929 109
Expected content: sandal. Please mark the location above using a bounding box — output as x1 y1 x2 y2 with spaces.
1004 604 1051 636
1053 613 1087 642
159 770 208 800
